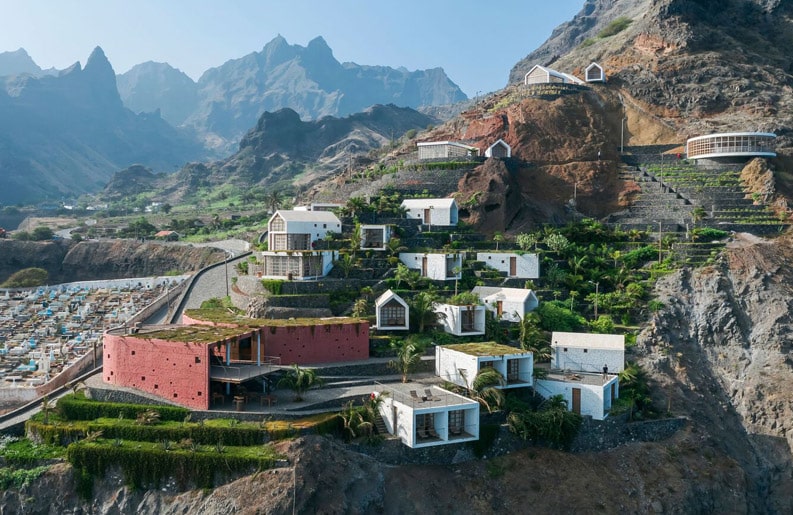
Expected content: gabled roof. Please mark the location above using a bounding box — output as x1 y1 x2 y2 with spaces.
400 198 457 209
154 230 178 237
271 210 341 224
472 286 536 303
375 289 408 308
585 62 604 72
551 332 625 350
525 64 584 85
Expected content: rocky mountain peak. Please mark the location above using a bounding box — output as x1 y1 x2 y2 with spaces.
0 47 41 77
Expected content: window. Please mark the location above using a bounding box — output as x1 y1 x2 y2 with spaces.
449 410 465 436
507 359 520 382
583 349 588 353
195 356 201 364
270 216 285 232
563 348 568 352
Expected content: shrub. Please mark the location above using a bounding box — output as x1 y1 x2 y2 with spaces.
261 279 284 295
1 267 49 288
597 17 632 38
56 395 189 423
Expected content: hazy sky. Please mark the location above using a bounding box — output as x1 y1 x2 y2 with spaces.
0 1 584 96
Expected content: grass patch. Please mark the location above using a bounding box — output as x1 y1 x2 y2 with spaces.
598 17 632 38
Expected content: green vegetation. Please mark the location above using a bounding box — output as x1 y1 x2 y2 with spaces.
1 267 49 288
597 16 632 38
508 394 582 449
277 364 324 401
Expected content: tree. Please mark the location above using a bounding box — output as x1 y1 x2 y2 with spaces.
345 197 368 219
544 232 571 255
265 190 284 214
519 313 551 361
394 263 421 290
277 364 323 401
452 265 462 296
409 291 441 333
589 314 616 334
334 254 356 278
493 232 505 251
351 298 369 318
161 202 173 214
516 232 539 252
388 340 423 383
31 226 54 241
462 367 505 413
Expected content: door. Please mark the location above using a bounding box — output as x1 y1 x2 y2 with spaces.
611 382 616 400
422 257 428 277
509 256 517 276
496 301 503 317
572 388 581 415
423 209 431 225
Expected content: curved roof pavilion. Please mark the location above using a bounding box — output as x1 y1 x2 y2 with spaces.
686 132 776 160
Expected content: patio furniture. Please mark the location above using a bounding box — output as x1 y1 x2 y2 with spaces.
212 392 225 406
410 390 422 402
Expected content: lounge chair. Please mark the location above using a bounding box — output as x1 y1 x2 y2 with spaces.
417 427 429 439
424 389 436 401
410 390 422 402
427 426 439 438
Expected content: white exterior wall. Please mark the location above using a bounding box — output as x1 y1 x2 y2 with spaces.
534 376 619 420
435 346 533 389
476 252 540 278
375 291 409 331
434 304 486 336
482 296 531 323
257 251 337 280
399 253 462 281
401 202 458 226
435 347 479 387
378 392 479 448
551 333 625 373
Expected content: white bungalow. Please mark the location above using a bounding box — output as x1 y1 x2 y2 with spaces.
267 210 342 251
435 342 533 389
476 252 540 278
399 253 462 281
551 332 625 374
485 139 511 159
360 225 391 251
417 141 480 160
524 64 584 85
434 303 486 336
374 289 409 331
375 384 479 448
400 198 458 227
585 62 606 83
534 371 619 420
259 210 342 280
472 286 538 323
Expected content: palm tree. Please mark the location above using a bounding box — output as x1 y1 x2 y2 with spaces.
334 254 356 278
278 364 323 401
345 197 368 219
520 313 551 361
351 298 369 317
452 265 462 296
409 291 441 333
388 342 422 383
493 232 505 251
266 190 284 214
463 368 505 413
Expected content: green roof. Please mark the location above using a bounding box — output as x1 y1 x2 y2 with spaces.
184 308 367 328
133 325 246 344
443 342 528 357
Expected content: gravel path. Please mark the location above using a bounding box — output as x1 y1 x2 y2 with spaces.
182 254 247 310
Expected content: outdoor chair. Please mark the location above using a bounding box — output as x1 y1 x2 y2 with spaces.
410 390 422 402
424 389 437 401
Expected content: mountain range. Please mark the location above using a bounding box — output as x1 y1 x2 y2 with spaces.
116 35 466 152
0 47 203 204
0 38 465 203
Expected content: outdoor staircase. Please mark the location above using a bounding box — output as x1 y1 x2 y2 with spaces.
373 414 389 435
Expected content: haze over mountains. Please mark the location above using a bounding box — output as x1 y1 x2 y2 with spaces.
0 37 465 204
116 35 466 152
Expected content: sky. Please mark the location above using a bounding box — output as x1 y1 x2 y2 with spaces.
0 0 584 97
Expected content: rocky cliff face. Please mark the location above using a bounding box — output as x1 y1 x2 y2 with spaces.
0 240 224 284
510 0 793 149
636 233 793 512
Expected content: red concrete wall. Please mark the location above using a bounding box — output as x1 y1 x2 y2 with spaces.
182 314 370 365
261 323 369 364
103 333 211 410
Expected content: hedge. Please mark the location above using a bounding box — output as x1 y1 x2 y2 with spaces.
67 440 281 492
57 395 190 422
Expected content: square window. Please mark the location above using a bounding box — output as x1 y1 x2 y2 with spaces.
563 348 568 352
141 376 145 381
173 393 178 398
195 356 201 364
131 350 135 355
583 349 588 353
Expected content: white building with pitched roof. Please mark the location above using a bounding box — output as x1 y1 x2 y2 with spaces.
416 141 480 160
374 289 409 331
524 64 584 85
476 252 540 279
400 198 458 227
472 286 538 322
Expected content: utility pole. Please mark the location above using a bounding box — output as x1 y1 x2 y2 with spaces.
224 253 230 298
589 281 599 319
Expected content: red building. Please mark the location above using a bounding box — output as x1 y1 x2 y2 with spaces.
103 311 370 410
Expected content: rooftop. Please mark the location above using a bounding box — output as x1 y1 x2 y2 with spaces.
441 342 529 357
184 308 367 328
375 382 477 409
272 210 341 224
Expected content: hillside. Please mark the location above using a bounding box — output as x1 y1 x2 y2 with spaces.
117 36 467 153
0 47 205 204
104 104 437 203
510 0 793 148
